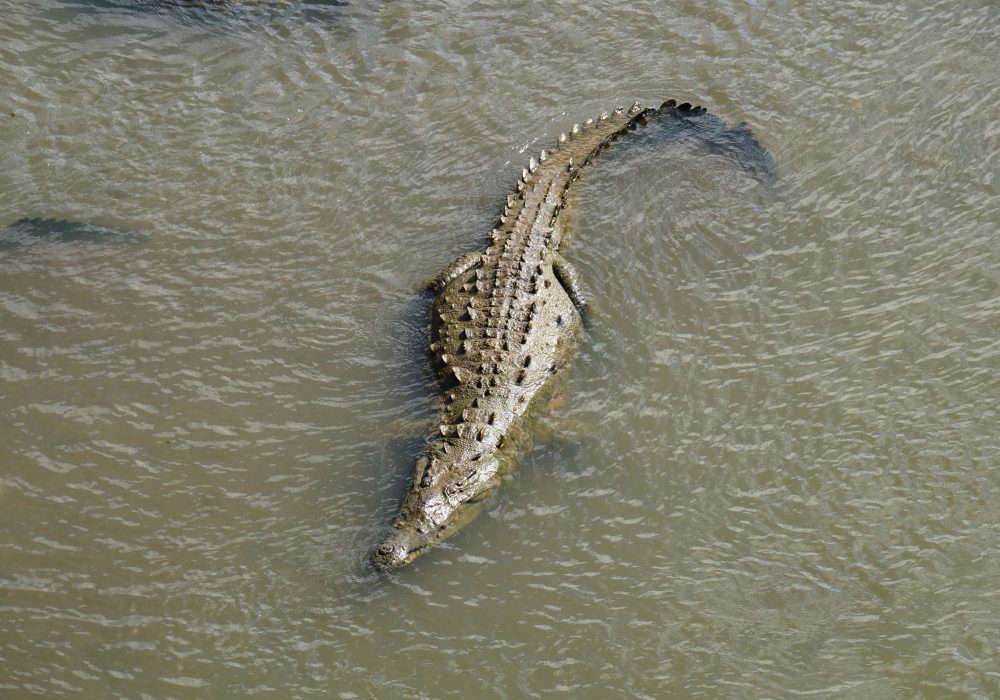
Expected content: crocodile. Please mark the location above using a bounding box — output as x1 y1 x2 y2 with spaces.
372 99 730 571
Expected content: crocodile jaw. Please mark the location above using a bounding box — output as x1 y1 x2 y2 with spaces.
372 503 486 571
372 457 499 571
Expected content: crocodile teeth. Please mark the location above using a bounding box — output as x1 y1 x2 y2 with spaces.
584 118 593 126
613 106 624 115
559 133 567 143
571 123 580 135
628 101 642 115
528 157 537 173
599 111 609 121
521 168 529 182
539 150 547 162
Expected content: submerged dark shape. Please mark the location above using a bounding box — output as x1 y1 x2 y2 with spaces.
118 0 349 10
0 218 144 249
66 0 349 23
372 101 772 571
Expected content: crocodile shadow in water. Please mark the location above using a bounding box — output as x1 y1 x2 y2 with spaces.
623 106 776 187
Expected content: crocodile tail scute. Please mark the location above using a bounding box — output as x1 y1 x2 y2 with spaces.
515 99 710 189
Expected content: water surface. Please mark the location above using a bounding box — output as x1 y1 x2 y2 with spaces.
1 0 998 697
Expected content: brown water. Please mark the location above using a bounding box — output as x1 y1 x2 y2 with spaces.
2 1 998 697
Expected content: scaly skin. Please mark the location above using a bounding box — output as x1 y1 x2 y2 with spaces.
372 100 708 571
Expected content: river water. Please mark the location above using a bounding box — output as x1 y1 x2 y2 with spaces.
1 1 998 697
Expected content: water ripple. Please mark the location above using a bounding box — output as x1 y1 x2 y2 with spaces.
2 0 999 697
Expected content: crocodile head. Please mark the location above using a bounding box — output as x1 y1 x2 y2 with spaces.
372 454 499 571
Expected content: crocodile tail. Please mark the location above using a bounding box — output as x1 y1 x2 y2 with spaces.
510 99 772 199
511 100 712 194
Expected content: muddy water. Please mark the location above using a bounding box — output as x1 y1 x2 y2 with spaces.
1 1 998 697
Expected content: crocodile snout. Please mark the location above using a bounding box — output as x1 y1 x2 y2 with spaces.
371 527 427 571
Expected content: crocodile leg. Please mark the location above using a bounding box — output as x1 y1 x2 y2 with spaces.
424 250 482 292
551 252 588 313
